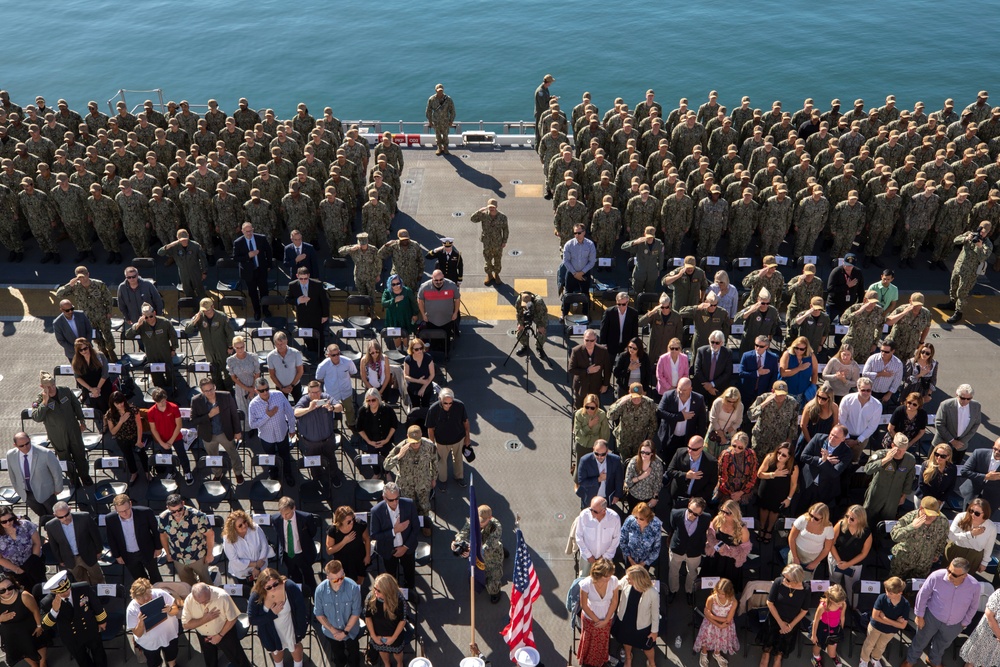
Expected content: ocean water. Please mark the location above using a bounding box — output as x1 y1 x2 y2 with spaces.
3 0 998 124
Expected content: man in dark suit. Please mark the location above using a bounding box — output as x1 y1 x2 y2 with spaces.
576 439 624 509
932 384 983 463
798 424 853 511
232 221 273 320
958 436 1000 509
568 329 612 408
665 436 718 509
45 501 104 585
53 299 93 361
41 571 108 667
271 496 320 596
598 292 640 359
692 330 734 398
738 334 780 406
105 493 162 583
283 229 320 278
190 377 245 484
285 266 330 355
665 497 712 603
7 432 63 519
656 377 708 461
369 482 419 588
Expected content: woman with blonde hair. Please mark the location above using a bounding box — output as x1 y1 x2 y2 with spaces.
248 569 308 667
821 344 861 401
614 565 659 667
756 443 798 544
779 335 818 406
760 564 810 667
947 498 997 573
787 503 834 580
702 499 751 590
655 337 689 395
361 340 393 398
917 443 957 503
364 573 410 667
622 441 662 512
827 505 872 593
706 386 743 457
222 510 270 583
127 577 181 667
577 557 620 667
573 393 610 474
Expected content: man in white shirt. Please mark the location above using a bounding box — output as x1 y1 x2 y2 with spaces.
574 496 621 576
315 343 358 429
838 377 883 462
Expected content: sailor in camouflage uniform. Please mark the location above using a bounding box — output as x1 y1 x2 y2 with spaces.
55 265 118 361
742 257 785 306
607 387 658 461
793 185 829 258
900 182 940 267
554 191 589 248
426 84 456 155
361 195 392 249
469 198 509 285
374 131 404 177
378 229 425 292
280 181 317 246
147 186 179 247
339 233 381 300
211 182 244 258
49 173 94 261
678 292 732 353
384 426 437 519
748 382 799 458
514 290 548 358
157 229 207 299
660 183 693 259
591 196 621 258
86 183 121 262
785 263 824 323
735 289 782 354
829 191 866 260
0 180 22 260
19 177 60 260
929 186 973 268
944 223 994 324
243 189 278 243
178 176 215 258
884 292 931 361
727 187 759 259
841 291 885 356
319 187 351 256
453 506 505 599
695 185 728 258
366 171 396 216
864 182 901 267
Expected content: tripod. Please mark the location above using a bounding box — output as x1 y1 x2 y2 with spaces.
503 323 538 391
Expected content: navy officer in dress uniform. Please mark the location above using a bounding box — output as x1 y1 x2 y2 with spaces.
40 570 108 667
426 236 464 285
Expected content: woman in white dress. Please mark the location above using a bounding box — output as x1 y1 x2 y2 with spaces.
248 569 308 667
222 510 271 583
960 587 1000 667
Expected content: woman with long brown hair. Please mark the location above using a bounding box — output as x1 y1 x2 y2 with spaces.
364 573 409 667
756 443 798 544
798 381 838 445
0 506 44 600
104 390 150 483
247 568 307 667
71 336 112 416
917 443 957 503
947 499 996 573
900 342 937 405
622 440 662 512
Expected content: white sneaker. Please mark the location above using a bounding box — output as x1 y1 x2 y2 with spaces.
857 661 869 667
699 654 709 667
714 654 728 667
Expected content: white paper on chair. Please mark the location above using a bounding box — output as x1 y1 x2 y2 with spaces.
342 328 357 338
299 328 314 338
400 587 409 600
98 514 106 526
817 363 826 372
224 584 243 596
91 329 98 339
737 257 752 267
672 257 683 267
150 363 167 372
194 362 211 372
205 456 223 467
993 521 1000 534
254 514 271 525
59 461 68 471
101 457 120 468
912 578 925 590
258 454 276 466
257 326 273 337
882 324 890 333
701 577 719 589
572 324 587 335
598 257 612 267
775 255 788 265
0 460 6 471
810 580 831 592
179 408 191 419
744 517 755 528
927 414 935 425
82 408 95 418
687 325 694 334
418 516 425 527
784 517 795 529
361 454 378 466
860 581 880 594
732 363 741 373
731 324 745 334
833 325 848 335
879 413 892 425
356 512 368 523
706 256 719 266
884 520 897 532
803 255 817 265
155 454 172 465
652 580 660 592
108 364 122 373
59 365 73 374
387 328 402 337
97 584 116 597
304 456 321 467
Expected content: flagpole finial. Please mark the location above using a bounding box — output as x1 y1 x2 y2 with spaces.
514 513 521 530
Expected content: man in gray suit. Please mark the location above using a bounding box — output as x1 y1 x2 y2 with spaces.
52 299 93 361
932 383 982 463
7 432 63 519
45 501 105 585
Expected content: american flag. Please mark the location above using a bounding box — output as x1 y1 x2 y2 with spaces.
501 528 541 660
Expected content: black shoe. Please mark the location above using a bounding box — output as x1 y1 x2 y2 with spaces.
40 253 52 264
536 348 548 360
516 347 529 357
872 257 885 268
263 308 273 318
331 474 343 489
666 591 676 604
81 475 95 487
947 311 963 324
544 192 553 200
106 252 116 264
456 477 467 488
941 299 956 311
115 252 124 264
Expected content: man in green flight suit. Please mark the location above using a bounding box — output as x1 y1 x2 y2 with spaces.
32 371 92 486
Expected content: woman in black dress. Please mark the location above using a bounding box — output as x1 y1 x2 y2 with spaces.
756 443 798 544
402 338 435 409
72 337 113 420
760 564 810 667
613 565 659 667
701 500 752 591
364 573 409 667
105 390 150 484
325 506 371 585
355 390 399 479
0 574 46 667
612 337 652 397
883 391 928 448
917 443 958 503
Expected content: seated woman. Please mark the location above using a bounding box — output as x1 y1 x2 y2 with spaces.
355 389 399 479
105 390 150 483
821 344 861 402
916 443 957 504
701 499 751 591
326 506 371 585
797 382 838 451
613 337 652 398
0 573 46 667
619 502 663 571
361 341 396 402
573 394 610 474
787 502 835 580
883 391 928 449
826 504 872 593
756 443 798 545
402 338 435 409
946 498 996 573
706 387 743 458
655 337 689 395
900 342 937 405
778 336 818 407
716 432 758 507
0 506 44 592
222 510 270 584
248 568 308 667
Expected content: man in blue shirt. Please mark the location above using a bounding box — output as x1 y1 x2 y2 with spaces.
313 559 363 667
562 223 596 317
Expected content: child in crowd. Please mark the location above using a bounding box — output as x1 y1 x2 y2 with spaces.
811 583 847 667
694 577 739 667
859 577 910 667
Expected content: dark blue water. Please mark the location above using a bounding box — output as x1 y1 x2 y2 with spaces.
3 0 997 122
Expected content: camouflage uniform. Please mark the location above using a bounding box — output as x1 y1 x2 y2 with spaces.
469 208 510 277
931 196 973 262
243 198 278 243
319 197 351 255
251 174 286 223
384 438 437 516
338 243 381 299
829 199 866 259
212 192 244 257
49 183 91 252
793 195 830 257
116 189 152 257
0 183 21 253
374 140 404 176
366 180 396 216
902 191 940 260
606 395 658 460
86 192 120 254
742 269 785 307
590 206 621 257
55 277 116 357
425 92 456 152
695 196 728 257
950 232 994 313
621 237 664 294
324 174 356 213
554 199 589 247
515 293 548 352
840 302 884 356
748 394 799 458
19 188 58 253
454 517 504 595
727 197 758 258
736 305 781 354
378 240 425 292
158 240 207 298
865 191 902 258
145 195 178 246
191 168 221 196
624 194 660 239
281 192 318 244
660 193 693 258
361 199 392 248
885 305 931 361
178 186 215 254
785 274 824 322
759 195 795 256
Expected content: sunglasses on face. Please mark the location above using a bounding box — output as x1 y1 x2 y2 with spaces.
687 509 702 518
585 405 597 411
688 446 703 453
794 346 806 352
710 341 721 346
412 346 424 351
809 514 821 521
126 275 138 279
391 282 401 287
778 452 789 459
62 307 74 313
257 388 269 394
0 518 15 525
264 581 282 591
970 509 984 517
366 398 378 404
329 352 340 357
55 512 71 520
669 347 681 351
0 586 14 594
920 351 931 356
384 497 399 504
959 396 972 402
169 508 185 516
934 452 948 459
574 231 585 236
754 344 767 349
880 349 892 354
594 452 608 458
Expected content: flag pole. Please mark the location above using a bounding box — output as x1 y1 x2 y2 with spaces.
469 474 479 657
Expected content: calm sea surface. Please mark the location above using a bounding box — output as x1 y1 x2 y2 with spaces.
3 0 998 123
